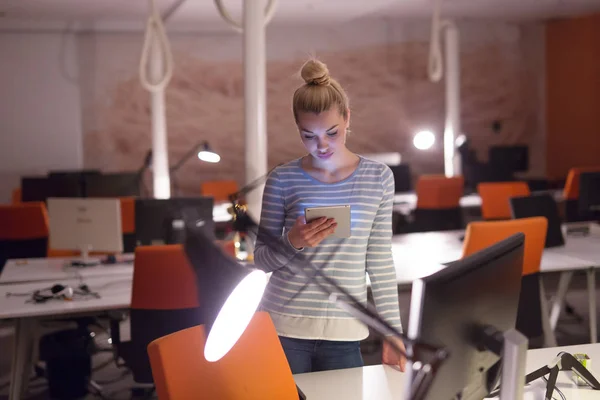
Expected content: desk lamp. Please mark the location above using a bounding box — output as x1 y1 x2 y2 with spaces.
170 141 220 196
182 216 268 362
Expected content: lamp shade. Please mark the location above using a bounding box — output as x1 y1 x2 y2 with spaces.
182 209 267 362
197 142 221 163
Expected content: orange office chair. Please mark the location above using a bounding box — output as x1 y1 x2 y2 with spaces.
120 197 136 252
112 245 202 385
200 180 239 203
147 311 298 400
563 166 600 222
413 175 464 232
462 217 553 346
11 187 22 204
0 202 50 270
477 181 530 220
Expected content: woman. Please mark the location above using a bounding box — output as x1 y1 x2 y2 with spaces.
254 59 406 374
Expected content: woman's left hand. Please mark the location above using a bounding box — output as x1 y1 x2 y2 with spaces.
382 336 407 372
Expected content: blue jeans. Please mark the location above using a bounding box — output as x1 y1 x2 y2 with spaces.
279 336 364 374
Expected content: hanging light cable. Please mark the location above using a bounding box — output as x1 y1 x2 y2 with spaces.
139 0 174 93
138 0 177 199
428 0 444 82
213 0 278 33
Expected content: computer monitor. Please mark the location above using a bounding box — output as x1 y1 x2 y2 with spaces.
389 164 412 193
510 194 565 248
135 197 215 246
489 145 529 173
47 198 123 265
579 171 600 221
48 169 101 179
406 233 525 400
21 175 84 203
85 172 141 197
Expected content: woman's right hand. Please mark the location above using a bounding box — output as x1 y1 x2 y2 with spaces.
288 216 337 249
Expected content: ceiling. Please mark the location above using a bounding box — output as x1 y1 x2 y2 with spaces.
1 0 600 32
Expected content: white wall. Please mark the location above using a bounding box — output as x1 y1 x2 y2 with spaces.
0 33 83 203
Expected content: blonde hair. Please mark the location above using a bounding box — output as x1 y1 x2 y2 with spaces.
292 59 350 123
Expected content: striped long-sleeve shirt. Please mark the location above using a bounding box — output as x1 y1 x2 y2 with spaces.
253 156 402 341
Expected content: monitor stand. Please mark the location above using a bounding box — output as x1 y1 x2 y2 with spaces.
68 245 100 267
497 329 528 400
481 327 528 399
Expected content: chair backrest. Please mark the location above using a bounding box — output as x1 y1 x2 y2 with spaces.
132 245 199 310
120 197 135 235
200 180 239 203
0 202 49 240
477 181 530 220
510 194 565 248
11 187 22 204
147 311 298 400
415 175 464 209
126 245 202 384
0 202 50 268
563 166 600 200
462 216 547 276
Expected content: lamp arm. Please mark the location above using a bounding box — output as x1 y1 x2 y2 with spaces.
226 174 448 399
170 141 205 174
228 163 283 204
228 173 446 357
243 212 447 400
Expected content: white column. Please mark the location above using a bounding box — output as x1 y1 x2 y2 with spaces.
150 37 171 199
243 0 268 221
443 23 460 178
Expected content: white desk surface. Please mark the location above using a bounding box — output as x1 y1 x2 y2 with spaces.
0 275 131 320
393 189 565 210
294 343 600 400
391 228 600 284
0 256 134 285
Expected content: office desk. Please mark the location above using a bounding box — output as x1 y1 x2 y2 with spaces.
294 343 600 400
393 189 564 214
0 275 132 400
393 228 600 344
0 256 134 285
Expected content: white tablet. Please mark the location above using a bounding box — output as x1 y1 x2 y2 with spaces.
304 205 351 238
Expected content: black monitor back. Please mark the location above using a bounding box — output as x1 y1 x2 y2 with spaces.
579 172 600 220
407 233 524 400
389 164 412 193
21 175 83 202
510 194 565 248
489 145 529 173
48 169 101 178
85 173 141 197
135 197 214 246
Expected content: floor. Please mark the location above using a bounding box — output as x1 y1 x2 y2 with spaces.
0 271 598 400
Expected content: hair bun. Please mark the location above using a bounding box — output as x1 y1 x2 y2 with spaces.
300 59 331 86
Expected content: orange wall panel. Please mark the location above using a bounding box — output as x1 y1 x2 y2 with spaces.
546 14 600 179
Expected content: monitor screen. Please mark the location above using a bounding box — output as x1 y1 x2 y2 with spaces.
85 172 141 197
135 197 215 246
389 164 412 193
510 194 565 248
21 175 83 202
579 171 600 219
47 198 123 254
48 169 101 178
489 146 529 173
406 233 524 400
